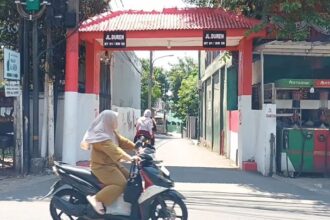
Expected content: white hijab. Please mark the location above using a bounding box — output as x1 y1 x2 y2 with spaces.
136 109 153 133
80 110 119 150
144 109 151 118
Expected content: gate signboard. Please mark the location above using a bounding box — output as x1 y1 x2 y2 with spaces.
203 30 226 48
103 31 126 48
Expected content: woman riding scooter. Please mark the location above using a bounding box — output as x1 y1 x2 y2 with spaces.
80 110 139 215
134 109 155 145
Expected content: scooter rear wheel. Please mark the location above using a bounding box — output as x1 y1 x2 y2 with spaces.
150 193 188 220
49 189 87 220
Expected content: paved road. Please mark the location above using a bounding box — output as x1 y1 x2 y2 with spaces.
155 135 330 220
0 134 330 220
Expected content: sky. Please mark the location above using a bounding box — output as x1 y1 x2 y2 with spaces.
109 0 198 70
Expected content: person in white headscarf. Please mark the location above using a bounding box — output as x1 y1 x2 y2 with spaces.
80 110 138 215
134 109 155 144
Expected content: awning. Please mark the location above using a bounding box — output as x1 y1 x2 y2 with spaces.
254 41 330 57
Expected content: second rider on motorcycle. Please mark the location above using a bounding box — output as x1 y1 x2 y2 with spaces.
134 109 155 145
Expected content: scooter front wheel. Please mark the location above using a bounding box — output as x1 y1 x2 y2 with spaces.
149 193 188 220
49 189 87 220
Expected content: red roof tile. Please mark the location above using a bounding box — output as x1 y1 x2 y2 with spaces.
79 8 260 32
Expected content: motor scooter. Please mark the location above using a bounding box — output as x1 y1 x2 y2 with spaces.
45 139 187 220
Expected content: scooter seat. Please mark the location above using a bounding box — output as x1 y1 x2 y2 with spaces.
58 163 102 188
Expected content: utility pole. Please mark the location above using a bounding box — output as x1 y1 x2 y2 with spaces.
148 51 153 110
67 0 79 26
41 21 54 163
22 19 30 173
148 52 174 111
32 20 39 158
15 0 49 173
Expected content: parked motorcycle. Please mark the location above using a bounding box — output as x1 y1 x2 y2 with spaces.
45 139 187 220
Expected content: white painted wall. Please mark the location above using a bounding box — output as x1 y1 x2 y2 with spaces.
238 95 254 167
111 52 141 109
112 105 141 141
62 92 99 165
228 130 238 162
238 96 277 175
57 97 141 163
76 93 100 162
58 97 137 165
253 104 276 176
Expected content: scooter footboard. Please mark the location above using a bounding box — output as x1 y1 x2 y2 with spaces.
105 194 131 216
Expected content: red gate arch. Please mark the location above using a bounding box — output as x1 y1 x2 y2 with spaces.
62 7 266 165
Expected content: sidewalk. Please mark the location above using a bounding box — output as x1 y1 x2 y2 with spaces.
273 174 330 196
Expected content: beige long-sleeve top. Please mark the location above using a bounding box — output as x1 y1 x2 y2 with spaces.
90 131 135 170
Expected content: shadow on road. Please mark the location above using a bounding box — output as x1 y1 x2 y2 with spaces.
184 190 330 218
168 166 330 206
0 175 57 202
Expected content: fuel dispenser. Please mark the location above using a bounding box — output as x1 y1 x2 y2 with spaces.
314 90 330 174
281 89 315 176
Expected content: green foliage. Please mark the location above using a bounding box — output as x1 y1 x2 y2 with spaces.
140 59 167 111
80 0 108 20
175 74 199 120
183 0 330 41
0 1 108 91
167 57 197 103
167 57 199 121
0 1 19 49
140 57 199 121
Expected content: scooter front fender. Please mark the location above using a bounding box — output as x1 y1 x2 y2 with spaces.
42 180 69 199
166 189 185 200
139 189 185 220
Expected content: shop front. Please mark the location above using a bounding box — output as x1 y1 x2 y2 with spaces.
252 41 330 176
0 47 21 173
0 94 14 170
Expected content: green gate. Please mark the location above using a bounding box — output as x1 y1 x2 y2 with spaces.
205 78 212 145
213 72 221 153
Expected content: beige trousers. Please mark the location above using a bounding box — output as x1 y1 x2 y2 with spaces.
92 165 129 205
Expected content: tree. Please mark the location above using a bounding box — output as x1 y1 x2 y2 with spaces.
0 1 19 49
0 1 108 89
168 57 197 103
140 59 168 111
167 57 199 121
140 56 198 121
183 0 330 40
175 74 199 120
